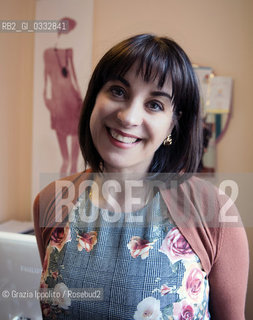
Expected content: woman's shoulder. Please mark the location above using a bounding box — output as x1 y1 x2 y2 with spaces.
160 175 221 211
186 175 242 225
33 170 93 222
160 174 245 274
173 175 240 217
35 170 91 200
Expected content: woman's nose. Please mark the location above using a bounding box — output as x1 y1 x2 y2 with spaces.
116 99 143 127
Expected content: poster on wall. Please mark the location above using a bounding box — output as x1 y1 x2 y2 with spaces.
194 65 233 173
206 76 233 114
32 0 94 200
193 66 216 173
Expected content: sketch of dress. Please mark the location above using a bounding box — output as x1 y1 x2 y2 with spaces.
43 46 82 175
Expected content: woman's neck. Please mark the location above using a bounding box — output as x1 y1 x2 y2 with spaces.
90 172 153 213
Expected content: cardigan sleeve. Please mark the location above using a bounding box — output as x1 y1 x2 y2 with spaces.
33 178 75 265
208 215 249 319
33 170 91 265
160 177 249 319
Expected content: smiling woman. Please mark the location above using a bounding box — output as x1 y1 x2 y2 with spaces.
34 34 249 320
89 67 174 174
79 34 202 175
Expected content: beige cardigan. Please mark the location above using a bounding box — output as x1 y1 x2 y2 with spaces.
33 171 249 319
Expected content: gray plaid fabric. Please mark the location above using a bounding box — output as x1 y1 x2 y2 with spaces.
41 191 210 319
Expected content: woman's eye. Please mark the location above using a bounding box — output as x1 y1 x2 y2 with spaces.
147 100 164 111
110 86 126 98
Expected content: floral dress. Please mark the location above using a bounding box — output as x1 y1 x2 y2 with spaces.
40 190 210 320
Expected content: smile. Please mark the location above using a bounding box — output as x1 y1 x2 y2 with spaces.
107 128 141 144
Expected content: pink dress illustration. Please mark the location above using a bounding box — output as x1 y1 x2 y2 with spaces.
43 17 82 175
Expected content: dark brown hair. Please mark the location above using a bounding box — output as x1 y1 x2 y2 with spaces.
79 34 202 173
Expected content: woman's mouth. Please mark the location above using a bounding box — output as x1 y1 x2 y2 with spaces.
107 127 141 145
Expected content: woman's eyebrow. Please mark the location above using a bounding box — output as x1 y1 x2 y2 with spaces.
117 76 130 87
116 76 172 100
151 91 172 101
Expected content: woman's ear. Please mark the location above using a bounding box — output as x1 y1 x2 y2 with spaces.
168 110 182 136
171 110 182 127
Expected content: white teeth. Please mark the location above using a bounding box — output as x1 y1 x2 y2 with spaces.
110 129 138 144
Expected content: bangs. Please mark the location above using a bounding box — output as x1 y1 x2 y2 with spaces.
100 35 173 90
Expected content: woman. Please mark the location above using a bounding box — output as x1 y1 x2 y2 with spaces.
34 34 249 319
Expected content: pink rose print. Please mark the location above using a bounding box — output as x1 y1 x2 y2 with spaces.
160 284 171 296
180 305 194 320
173 300 195 320
159 227 194 263
50 224 71 252
178 263 205 304
127 236 155 260
186 267 204 302
77 231 97 252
